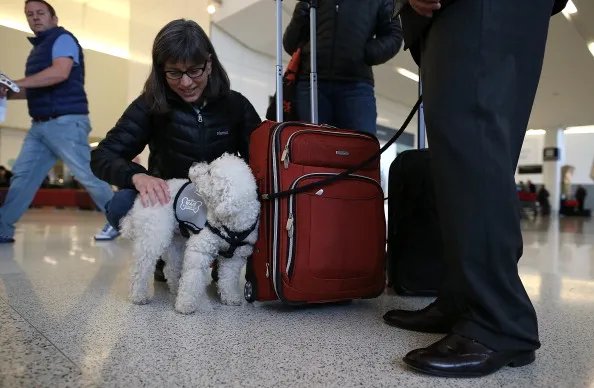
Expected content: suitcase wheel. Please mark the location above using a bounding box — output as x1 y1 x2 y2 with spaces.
244 281 256 303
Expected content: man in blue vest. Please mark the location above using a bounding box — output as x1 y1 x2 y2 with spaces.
0 0 118 243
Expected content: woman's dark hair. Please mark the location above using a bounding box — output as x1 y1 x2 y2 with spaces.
143 19 230 113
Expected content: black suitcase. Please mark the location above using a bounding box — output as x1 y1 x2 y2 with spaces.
386 148 444 296
386 71 444 296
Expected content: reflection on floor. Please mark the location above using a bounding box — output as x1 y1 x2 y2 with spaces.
1 209 593 387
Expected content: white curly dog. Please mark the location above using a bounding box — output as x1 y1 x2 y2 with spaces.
120 153 260 314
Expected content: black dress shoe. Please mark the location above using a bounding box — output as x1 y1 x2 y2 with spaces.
403 333 536 378
383 302 457 333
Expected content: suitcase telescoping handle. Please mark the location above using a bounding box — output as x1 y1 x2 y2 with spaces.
263 4 423 201
418 77 425 148
275 0 318 124
274 0 283 122
306 0 319 124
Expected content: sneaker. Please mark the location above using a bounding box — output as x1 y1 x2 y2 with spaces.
0 236 15 244
94 223 120 241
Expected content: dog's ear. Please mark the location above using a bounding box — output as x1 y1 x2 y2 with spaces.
188 162 209 186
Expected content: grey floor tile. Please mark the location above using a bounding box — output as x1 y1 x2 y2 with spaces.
0 210 593 387
0 298 97 388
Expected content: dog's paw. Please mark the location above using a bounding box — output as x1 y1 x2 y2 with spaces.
175 300 197 315
130 295 151 305
220 293 243 306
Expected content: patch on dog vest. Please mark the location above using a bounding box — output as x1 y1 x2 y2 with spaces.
173 181 207 237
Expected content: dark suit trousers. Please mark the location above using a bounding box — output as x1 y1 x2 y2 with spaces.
420 0 555 351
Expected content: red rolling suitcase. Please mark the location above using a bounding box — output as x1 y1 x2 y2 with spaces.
244 0 386 305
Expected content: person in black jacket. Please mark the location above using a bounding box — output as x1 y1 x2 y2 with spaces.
382 0 569 378
91 19 261 271
575 185 587 213
283 0 402 134
538 185 551 216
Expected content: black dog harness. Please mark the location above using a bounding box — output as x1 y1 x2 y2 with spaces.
205 221 258 259
173 181 258 258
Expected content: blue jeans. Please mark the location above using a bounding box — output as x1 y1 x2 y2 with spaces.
296 81 377 135
105 189 137 231
0 115 114 238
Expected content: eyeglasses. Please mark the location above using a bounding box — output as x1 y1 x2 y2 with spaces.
164 62 208 80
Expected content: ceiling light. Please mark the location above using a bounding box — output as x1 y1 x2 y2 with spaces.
526 129 546 135
395 67 419 82
588 42 594 58
562 0 578 17
207 4 216 14
565 126 594 134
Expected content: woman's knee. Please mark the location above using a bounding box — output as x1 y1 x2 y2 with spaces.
106 189 137 229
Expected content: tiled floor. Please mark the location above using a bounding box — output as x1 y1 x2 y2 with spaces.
1 209 593 387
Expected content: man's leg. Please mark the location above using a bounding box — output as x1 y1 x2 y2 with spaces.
332 82 378 135
0 124 57 241
401 0 555 376
42 115 118 241
296 80 334 125
43 115 114 212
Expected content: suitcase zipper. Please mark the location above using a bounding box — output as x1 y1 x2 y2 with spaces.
286 213 295 279
270 122 319 297
284 173 382 279
271 122 290 297
281 129 372 169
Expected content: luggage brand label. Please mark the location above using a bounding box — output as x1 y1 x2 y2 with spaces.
336 150 349 156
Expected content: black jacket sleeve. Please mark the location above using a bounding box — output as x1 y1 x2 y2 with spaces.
365 0 403 66
283 2 310 55
90 95 152 189
235 93 262 163
552 0 569 15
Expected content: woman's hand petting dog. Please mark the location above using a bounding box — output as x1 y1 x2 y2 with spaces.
409 0 441 17
132 173 171 207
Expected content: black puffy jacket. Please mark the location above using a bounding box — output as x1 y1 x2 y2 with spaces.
90 91 261 189
283 0 403 85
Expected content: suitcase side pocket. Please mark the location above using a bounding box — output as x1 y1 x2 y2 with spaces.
282 173 385 293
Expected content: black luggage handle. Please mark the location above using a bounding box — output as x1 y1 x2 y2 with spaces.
262 96 422 200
